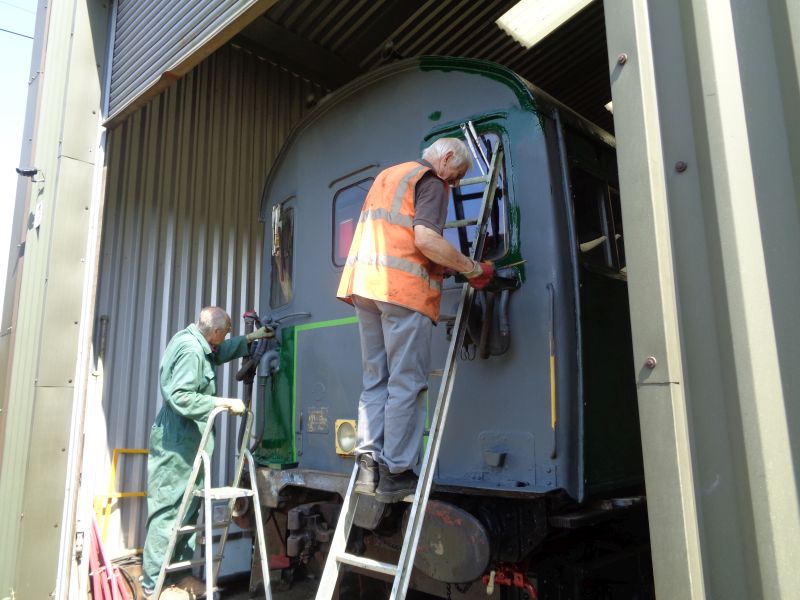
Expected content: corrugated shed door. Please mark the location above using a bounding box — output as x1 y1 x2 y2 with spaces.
92 42 324 554
108 0 277 123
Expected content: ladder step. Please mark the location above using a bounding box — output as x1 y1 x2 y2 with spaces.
458 174 490 186
336 552 397 576
193 486 254 500
177 520 229 534
165 556 222 573
444 218 478 229
357 490 415 503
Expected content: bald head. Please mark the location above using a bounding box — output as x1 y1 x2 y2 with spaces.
197 307 231 344
421 137 473 186
422 138 472 171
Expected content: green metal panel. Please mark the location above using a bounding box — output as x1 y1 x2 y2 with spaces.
36 159 93 387
605 0 800 598
13 387 72 597
0 0 108 596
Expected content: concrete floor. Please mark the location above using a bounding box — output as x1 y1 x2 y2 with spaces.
223 574 319 600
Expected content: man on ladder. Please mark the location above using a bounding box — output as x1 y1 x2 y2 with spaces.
336 137 494 503
141 306 273 599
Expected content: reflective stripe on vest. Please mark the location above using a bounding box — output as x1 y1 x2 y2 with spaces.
345 252 442 292
390 165 428 215
359 207 414 229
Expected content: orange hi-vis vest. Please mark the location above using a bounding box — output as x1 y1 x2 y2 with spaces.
337 161 446 322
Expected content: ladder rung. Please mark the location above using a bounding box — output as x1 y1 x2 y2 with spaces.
444 218 478 229
336 552 397 576
458 174 490 186
177 520 229 534
357 490 415 503
193 486 254 500
166 556 222 572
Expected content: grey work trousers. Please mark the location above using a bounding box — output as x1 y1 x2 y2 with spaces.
352 295 432 473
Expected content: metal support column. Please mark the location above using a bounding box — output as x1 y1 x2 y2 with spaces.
0 0 109 597
605 0 800 598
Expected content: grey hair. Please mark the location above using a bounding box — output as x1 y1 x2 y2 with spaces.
197 306 230 335
421 137 473 170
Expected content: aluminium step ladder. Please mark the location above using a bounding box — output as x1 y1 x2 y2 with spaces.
316 126 503 600
153 406 272 600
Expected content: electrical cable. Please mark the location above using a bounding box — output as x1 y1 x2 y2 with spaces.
115 564 138 600
0 26 32 39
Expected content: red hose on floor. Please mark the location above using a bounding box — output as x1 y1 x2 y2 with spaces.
89 515 131 600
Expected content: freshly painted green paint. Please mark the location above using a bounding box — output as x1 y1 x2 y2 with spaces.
424 115 528 281
419 56 538 114
256 326 297 468
292 317 358 461
257 317 359 468
294 316 358 333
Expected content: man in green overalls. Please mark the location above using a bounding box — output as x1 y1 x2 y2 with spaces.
141 307 273 598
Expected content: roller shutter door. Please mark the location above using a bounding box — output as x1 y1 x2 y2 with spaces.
108 0 277 123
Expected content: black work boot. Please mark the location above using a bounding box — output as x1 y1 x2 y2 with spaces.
375 464 418 503
354 454 379 494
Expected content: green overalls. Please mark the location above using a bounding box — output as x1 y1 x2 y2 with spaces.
142 324 249 590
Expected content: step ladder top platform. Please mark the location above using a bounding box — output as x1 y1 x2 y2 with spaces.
177 520 229 534
336 552 398 576
193 486 254 500
165 556 222 573
356 490 414 503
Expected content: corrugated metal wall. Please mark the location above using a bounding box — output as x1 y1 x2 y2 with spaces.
108 0 276 122
250 0 613 130
91 43 323 552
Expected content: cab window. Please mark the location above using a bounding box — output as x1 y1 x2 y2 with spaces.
270 204 294 308
443 131 508 261
570 167 625 272
332 178 373 266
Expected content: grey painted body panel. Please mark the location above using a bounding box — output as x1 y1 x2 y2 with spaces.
260 58 597 500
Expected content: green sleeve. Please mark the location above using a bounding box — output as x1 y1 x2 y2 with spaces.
211 335 249 365
163 350 217 420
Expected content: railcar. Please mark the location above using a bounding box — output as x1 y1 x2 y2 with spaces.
250 56 652 599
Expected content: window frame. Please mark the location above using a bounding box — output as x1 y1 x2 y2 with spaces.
570 166 626 273
269 199 296 309
441 127 511 262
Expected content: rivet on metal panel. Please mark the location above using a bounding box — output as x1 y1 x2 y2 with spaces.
617 53 628 65
675 161 688 172
645 356 657 369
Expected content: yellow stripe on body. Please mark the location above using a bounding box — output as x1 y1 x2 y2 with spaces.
550 345 557 430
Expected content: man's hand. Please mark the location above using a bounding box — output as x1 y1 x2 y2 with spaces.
462 260 494 290
246 326 275 343
216 397 246 414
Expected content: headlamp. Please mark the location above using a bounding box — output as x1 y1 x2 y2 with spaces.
335 419 357 455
